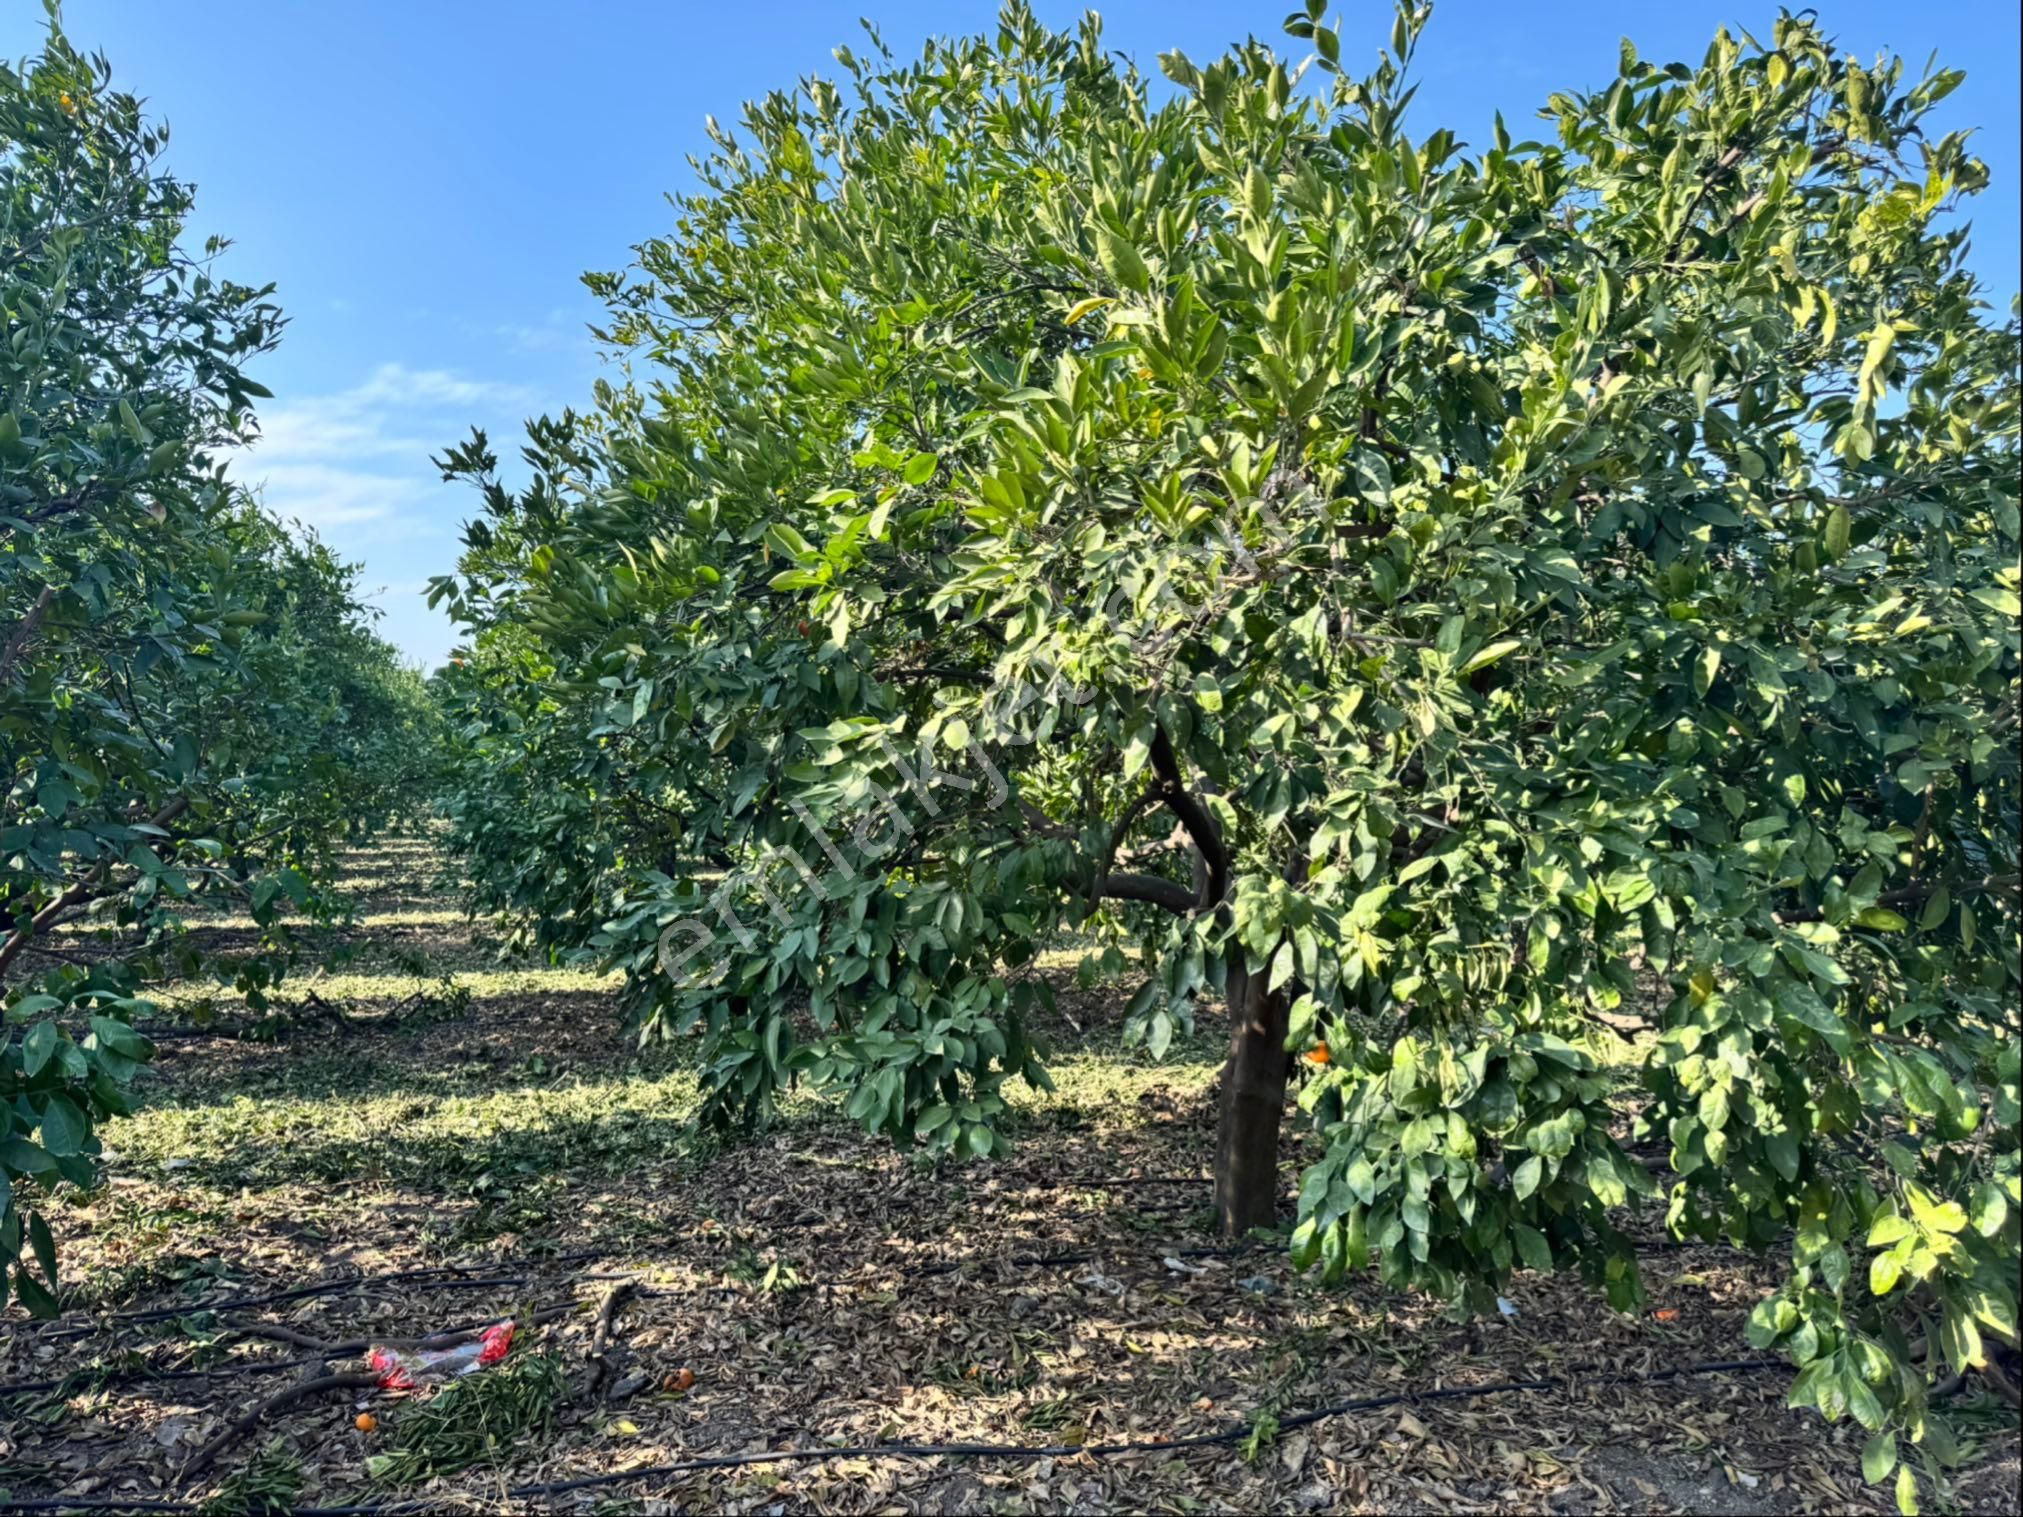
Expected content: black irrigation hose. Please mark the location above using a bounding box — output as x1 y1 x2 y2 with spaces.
36 1277 529 1342
0 1356 1792 1515
0 1352 325 1401
502 1356 1791 1500
31 1249 615 1342
904 1242 1261 1278
0 1505 435 1516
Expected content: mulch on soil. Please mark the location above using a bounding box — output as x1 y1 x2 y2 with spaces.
4 843 2016 1515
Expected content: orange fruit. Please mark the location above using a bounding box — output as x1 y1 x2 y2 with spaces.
354 1413 377 1432
665 1368 696 1393
1653 1308 1681 1322
1304 1044 1331 1065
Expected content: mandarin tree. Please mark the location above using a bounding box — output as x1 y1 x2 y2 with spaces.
433 7 2018 1502
3 12 438 1313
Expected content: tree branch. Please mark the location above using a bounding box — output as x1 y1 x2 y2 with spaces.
1 586 58 685
181 1370 380 1477
1099 871 1198 915
1087 783 1163 917
1149 725 1227 911
0 795 191 981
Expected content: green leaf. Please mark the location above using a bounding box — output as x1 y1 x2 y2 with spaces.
11 1266 59 1319
1821 504 1851 560
1869 1249 1903 1296
1936 1303 1983 1374
1694 645 1721 696
763 523 813 558
1866 1212 1912 1248
1861 1431 1897 1484
1460 638 1521 675
1970 1181 2010 1238
1512 1221 1553 1272
21 1020 58 1077
1906 1188 1966 1235
37 1096 87 1158
1918 888 1951 930
0 1137 57 1179
1764 1130 1800 1182
1093 226 1151 293
89 1016 153 1060
28 1212 58 1289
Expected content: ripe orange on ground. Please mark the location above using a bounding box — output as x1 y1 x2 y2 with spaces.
354 1413 377 1432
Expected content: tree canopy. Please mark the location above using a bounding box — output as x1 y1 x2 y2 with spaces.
3 16 437 1315
470 2 2013 1503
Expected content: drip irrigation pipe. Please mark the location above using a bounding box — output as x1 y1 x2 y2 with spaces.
31 1249 613 1341
0 1352 324 1401
904 1242 1260 1278
35 1277 528 1342
0 1356 1790 1515
505 1356 1790 1498
3 1292 615 1401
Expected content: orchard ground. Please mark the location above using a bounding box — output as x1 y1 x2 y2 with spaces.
3 841 2015 1515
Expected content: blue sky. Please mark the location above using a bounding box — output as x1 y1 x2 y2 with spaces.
10 1 2018 670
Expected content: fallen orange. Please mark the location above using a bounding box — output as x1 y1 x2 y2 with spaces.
665 1367 697 1393
354 1413 377 1432
1653 1308 1681 1322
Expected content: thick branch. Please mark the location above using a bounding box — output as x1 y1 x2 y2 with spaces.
1148 725 1227 910
878 665 992 685
1087 783 1163 917
1099 871 1198 915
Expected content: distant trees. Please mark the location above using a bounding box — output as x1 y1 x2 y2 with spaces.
3 16 437 1312
430 3 2012 1505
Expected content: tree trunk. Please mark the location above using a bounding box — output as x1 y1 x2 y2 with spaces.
1213 949 1289 1237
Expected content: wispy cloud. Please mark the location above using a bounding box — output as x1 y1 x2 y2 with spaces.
489 307 587 355
227 362 555 668
234 363 537 533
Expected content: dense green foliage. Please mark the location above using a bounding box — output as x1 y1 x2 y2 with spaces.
3 16 436 1313
444 4 2007 1506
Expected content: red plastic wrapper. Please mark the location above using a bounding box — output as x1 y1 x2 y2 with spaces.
369 1321 515 1390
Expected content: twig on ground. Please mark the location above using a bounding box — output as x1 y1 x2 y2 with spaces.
584 1280 638 1396
180 1370 380 1478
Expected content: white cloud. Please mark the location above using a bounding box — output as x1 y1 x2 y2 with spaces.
347 362 536 411
489 307 585 355
247 464 418 530
224 361 559 666
233 363 537 533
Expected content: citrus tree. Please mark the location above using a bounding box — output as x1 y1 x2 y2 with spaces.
3 13 436 1314
433 5 2018 1503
